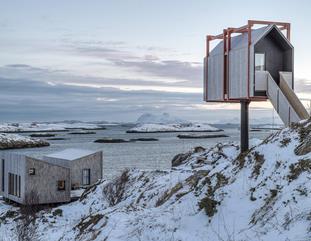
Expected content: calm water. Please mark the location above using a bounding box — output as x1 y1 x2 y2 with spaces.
1 125 275 179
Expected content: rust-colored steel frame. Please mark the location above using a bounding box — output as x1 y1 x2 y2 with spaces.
205 20 291 103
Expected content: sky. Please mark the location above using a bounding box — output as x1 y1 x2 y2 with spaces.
1 0 311 123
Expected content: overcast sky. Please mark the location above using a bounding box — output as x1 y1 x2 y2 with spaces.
1 0 311 123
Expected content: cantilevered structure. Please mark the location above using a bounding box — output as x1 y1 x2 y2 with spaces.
204 20 309 151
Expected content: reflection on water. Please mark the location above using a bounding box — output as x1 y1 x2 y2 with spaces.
1 125 275 179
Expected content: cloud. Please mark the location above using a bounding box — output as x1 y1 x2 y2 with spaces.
0 76 203 122
64 39 202 85
0 75 278 124
112 59 202 84
5 64 32 68
0 63 201 92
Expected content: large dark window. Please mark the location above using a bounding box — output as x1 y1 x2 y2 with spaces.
18 176 21 197
82 169 91 185
8 172 21 197
1 159 4 192
8 173 13 195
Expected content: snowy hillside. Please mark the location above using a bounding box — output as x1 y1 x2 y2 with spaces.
1 120 311 240
136 113 189 124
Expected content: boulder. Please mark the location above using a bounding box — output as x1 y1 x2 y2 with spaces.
171 152 192 167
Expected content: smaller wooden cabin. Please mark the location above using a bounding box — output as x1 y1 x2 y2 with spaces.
0 149 103 205
0 152 71 205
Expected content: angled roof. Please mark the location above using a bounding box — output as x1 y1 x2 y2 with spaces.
209 25 291 56
44 148 96 161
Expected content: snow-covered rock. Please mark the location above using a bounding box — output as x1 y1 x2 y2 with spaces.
2 121 311 240
127 123 221 133
0 133 49 149
131 113 220 133
0 121 105 133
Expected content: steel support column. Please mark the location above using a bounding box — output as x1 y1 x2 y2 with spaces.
240 100 250 153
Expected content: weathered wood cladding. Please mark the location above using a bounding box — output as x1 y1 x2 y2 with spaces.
229 48 248 98
207 54 224 100
25 157 71 204
69 151 103 188
43 150 103 188
0 149 103 205
0 153 26 203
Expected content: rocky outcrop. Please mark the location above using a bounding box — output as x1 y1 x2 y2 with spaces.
177 134 228 139
0 133 50 149
94 138 129 143
30 133 56 137
95 137 159 143
69 131 96 135
171 152 192 167
129 138 158 142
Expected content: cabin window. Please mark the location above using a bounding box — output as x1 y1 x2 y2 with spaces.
8 173 13 195
29 168 35 175
255 53 265 71
8 173 21 197
82 169 91 185
57 180 66 191
18 176 21 197
1 159 4 192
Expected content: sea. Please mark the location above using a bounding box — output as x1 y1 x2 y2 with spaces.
1 124 277 179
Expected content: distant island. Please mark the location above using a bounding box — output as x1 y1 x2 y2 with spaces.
127 113 221 133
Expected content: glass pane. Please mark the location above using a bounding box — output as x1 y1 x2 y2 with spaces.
82 169 90 185
255 53 265 71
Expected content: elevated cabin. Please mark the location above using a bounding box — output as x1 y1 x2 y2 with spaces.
204 20 309 126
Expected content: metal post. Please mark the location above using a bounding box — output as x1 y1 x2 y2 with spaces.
240 100 250 153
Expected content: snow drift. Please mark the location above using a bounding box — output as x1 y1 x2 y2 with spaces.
1 120 311 240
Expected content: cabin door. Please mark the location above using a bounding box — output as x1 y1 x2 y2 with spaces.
255 53 265 71
254 53 267 95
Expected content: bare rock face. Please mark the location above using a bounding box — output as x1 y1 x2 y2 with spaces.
295 135 311 155
171 152 192 167
0 133 50 149
294 121 311 155
194 146 206 153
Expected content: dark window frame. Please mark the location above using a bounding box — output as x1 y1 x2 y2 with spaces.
8 173 13 195
8 172 21 197
1 159 4 192
57 180 66 191
14 174 17 196
82 169 91 186
18 176 21 197
29 168 35 175
255 52 266 71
